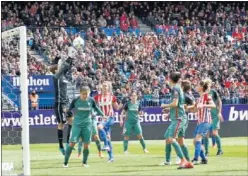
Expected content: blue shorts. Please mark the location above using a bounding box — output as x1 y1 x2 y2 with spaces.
194 122 211 138
101 117 115 135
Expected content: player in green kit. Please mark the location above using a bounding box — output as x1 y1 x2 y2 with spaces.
203 79 223 156
64 86 105 168
77 110 104 159
164 80 194 165
160 72 193 169
120 91 149 154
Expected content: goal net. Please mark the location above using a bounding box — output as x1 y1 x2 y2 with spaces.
1 27 30 176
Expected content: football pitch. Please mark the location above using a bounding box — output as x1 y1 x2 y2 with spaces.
2 137 248 176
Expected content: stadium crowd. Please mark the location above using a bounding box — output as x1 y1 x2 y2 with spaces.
1 1 248 105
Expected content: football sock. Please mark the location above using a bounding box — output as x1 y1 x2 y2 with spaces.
66 125 72 144
83 148 89 164
181 145 190 161
58 129 63 148
124 139 128 151
165 143 171 162
107 140 113 159
204 137 209 153
139 138 146 150
200 149 206 160
64 145 73 164
194 141 201 160
172 141 184 159
212 136 216 146
78 141 83 154
95 139 101 152
99 129 108 146
215 135 222 151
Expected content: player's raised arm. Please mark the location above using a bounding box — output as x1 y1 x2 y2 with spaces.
54 57 73 80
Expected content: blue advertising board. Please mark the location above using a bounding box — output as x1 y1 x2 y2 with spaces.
3 75 54 92
1 105 247 128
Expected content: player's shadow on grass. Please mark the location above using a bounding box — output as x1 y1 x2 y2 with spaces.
102 169 140 174
116 164 161 168
32 164 86 169
208 169 247 173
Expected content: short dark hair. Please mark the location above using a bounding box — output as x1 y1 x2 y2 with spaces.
169 72 181 83
181 80 191 93
130 90 137 96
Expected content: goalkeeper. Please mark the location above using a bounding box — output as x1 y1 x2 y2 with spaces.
53 46 77 155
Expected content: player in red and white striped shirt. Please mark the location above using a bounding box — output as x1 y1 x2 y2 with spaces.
191 80 216 165
94 81 122 162
196 93 212 125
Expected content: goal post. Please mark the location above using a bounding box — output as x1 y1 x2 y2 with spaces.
20 26 31 176
1 26 31 175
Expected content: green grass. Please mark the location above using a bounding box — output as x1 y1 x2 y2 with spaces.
2 137 248 175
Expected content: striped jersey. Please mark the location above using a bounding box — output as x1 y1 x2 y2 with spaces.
196 93 212 124
94 93 117 117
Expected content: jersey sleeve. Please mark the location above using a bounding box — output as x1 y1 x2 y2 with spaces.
92 98 105 116
123 103 128 111
212 90 219 101
205 94 212 104
53 58 72 79
112 96 117 103
67 97 78 117
185 94 194 105
138 103 142 112
172 88 179 99
94 95 98 101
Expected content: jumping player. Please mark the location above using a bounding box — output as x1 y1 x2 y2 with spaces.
120 91 149 154
203 79 223 156
160 72 193 169
191 80 216 165
64 86 105 168
53 53 74 155
94 81 122 162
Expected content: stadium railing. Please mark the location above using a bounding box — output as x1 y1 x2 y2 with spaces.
2 88 247 111
29 95 247 110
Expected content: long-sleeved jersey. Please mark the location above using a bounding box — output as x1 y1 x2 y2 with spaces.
53 57 73 104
